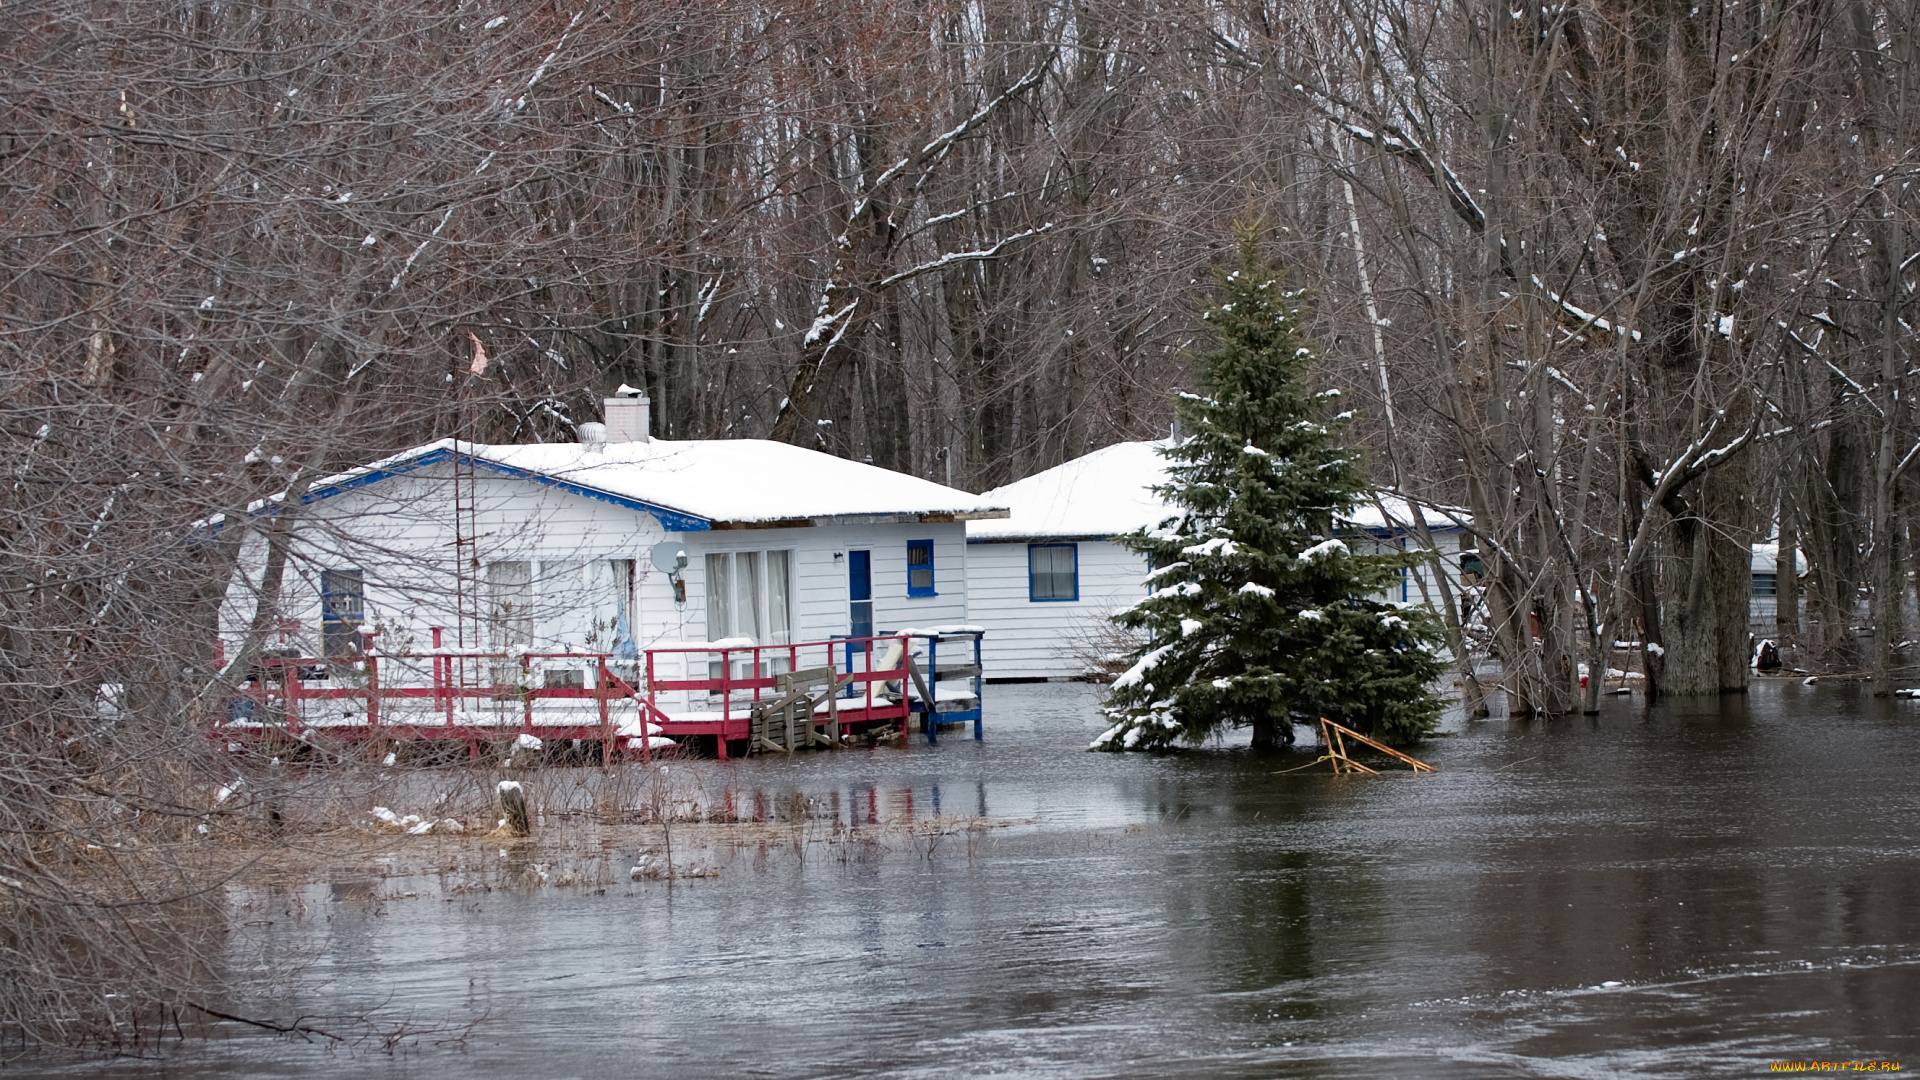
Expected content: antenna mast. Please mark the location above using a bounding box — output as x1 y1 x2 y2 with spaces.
452 333 489 649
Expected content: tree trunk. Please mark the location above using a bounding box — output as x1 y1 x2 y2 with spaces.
1661 502 1718 695
866 290 912 473
1713 456 1755 694
1658 451 1755 695
1777 510 1800 658
1869 483 1899 694
1867 194 1908 693
1250 712 1291 751
1807 398 1868 669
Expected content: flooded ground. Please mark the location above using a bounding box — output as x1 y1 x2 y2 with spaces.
37 680 1920 1078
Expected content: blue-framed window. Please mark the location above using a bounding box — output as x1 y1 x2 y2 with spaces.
320 568 365 657
1029 543 1078 601
907 540 936 597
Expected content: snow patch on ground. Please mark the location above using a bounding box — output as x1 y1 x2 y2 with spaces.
370 806 464 835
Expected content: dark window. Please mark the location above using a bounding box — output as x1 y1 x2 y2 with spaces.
1459 552 1484 579
320 569 364 657
907 540 935 597
1029 544 1079 601
1753 572 1778 597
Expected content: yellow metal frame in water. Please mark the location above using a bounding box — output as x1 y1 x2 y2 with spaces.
1318 718 1436 775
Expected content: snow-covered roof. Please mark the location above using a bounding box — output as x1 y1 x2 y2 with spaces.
289 438 1008 531
967 441 1175 541
967 440 1468 541
1346 494 1472 534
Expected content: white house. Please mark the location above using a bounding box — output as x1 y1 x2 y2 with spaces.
219 392 1005 753
1749 541 1808 627
964 440 1473 681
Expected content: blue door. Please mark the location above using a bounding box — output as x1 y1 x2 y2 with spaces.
848 549 873 642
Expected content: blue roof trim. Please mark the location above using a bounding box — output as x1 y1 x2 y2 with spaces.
299 446 456 502
968 533 1118 544
970 522 1464 545
300 446 712 532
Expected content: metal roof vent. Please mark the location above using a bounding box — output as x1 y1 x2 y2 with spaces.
577 421 607 454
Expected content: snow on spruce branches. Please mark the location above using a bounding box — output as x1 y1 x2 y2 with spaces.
1093 228 1445 752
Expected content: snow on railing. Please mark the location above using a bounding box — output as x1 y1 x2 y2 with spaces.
221 629 984 760
642 634 914 745
221 645 663 762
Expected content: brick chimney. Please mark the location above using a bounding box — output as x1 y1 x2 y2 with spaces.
604 384 650 443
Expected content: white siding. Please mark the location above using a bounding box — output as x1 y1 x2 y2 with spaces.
964 530 1472 681
1353 530 1466 606
628 522 971 715
221 470 974 678
221 468 671 660
966 539 1148 680
676 522 969 646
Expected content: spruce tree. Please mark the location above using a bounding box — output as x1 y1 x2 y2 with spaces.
1094 228 1445 752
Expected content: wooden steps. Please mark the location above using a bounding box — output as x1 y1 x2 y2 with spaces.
748 666 847 753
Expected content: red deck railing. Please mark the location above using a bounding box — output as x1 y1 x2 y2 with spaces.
643 635 913 758
221 633 922 760
226 646 664 762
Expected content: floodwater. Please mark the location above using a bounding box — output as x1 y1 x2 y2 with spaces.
42 681 1920 1078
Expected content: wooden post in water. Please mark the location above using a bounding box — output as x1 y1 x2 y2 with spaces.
905 654 935 740
497 780 531 837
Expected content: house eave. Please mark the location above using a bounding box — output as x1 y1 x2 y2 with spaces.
708 517 813 531
713 511 1000 528
968 532 1121 544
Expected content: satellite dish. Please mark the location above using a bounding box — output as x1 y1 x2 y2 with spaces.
649 540 689 577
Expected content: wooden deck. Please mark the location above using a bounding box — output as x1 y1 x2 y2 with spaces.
218 631 984 759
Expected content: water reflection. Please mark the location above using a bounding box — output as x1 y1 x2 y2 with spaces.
689 777 988 829
25 681 1920 1079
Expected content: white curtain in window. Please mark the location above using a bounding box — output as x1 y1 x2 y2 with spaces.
537 560 584 648
736 552 762 643
767 551 792 644
1030 545 1077 600
607 558 637 657
488 560 533 648
705 553 733 641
